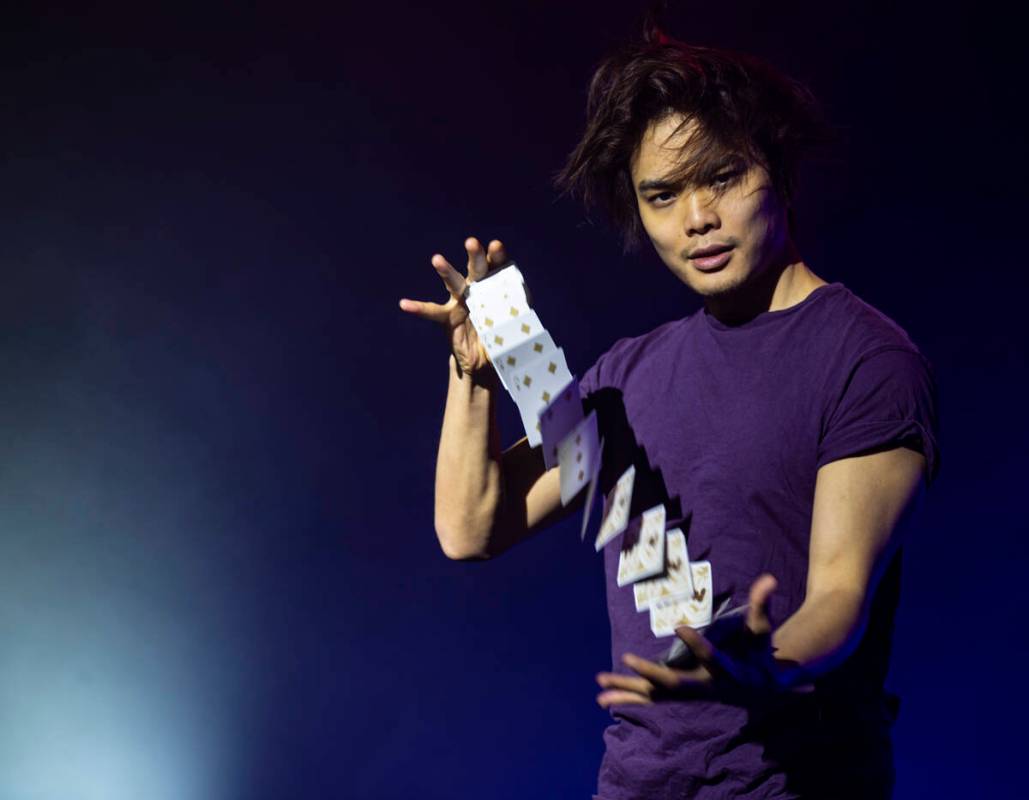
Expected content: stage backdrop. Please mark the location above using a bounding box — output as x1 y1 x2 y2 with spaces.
0 2 1023 798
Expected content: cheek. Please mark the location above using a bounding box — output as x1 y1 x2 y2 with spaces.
639 209 676 251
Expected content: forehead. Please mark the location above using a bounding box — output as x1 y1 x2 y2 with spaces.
630 113 700 180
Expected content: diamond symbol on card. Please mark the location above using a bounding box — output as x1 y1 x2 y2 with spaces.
485 317 494 328
523 376 532 387
509 306 518 317
576 452 582 463
506 356 516 366
494 335 504 345
547 362 557 373
521 323 530 334
578 469 584 481
541 391 551 403
533 343 543 353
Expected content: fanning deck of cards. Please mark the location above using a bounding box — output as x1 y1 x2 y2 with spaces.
466 263 717 642
465 264 599 529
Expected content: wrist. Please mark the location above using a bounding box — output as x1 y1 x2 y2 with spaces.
450 354 498 391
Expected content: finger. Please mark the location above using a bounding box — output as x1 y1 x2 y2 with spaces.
486 239 510 271
670 665 713 687
597 690 652 708
674 625 717 668
465 237 489 281
596 671 653 695
431 253 467 298
622 653 685 691
747 573 777 635
676 626 741 684
398 298 451 324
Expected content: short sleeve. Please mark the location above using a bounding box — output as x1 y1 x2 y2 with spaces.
817 346 941 485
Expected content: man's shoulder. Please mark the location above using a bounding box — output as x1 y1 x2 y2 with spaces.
580 313 697 393
816 284 926 363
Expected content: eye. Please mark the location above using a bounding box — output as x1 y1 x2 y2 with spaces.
711 169 742 189
647 190 676 207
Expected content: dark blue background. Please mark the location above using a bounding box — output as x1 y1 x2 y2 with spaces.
0 2 1023 798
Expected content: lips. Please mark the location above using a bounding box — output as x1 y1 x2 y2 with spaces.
688 244 735 271
688 244 734 260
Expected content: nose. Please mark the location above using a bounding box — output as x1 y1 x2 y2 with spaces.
682 189 720 237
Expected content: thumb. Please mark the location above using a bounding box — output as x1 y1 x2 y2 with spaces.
746 573 777 636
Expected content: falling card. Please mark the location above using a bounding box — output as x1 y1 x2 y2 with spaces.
616 504 666 587
648 561 713 637
595 464 635 551
556 410 600 506
632 529 695 611
579 438 604 541
539 377 584 470
511 349 573 447
494 330 558 386
465 265 531 334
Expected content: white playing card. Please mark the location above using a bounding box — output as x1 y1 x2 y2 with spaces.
632 529 696 611
478 311 550 391
594 464 635 551
648 561 713 637
480 310 546 361
465 265 530 334
539 377 583 470
511 349 573 447
494 329 558 386
616 504 666 587
556 410 600 506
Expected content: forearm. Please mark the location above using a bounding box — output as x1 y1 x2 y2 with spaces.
434 356 504 559
770 587 867 684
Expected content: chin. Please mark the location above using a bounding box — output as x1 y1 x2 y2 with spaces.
680 266 749 298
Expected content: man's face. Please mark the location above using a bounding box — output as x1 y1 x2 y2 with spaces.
630 114 790 299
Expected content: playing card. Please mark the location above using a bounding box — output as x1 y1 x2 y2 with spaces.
616 504 666 587
478 311 551 391
480 310 546 361
556 410 600 506
494 329 559 387
465 265 531 333
594 464 635 551
632 529 695 611
510 349 573 447
648 560 713 637
660 599 746 668
539 377 583 470
579 438 604 540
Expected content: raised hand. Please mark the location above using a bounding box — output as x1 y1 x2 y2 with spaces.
399 237 510 376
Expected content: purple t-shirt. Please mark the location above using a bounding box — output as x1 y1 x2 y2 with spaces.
579 283 940 800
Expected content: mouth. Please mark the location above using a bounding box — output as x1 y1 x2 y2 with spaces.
688 245 734 271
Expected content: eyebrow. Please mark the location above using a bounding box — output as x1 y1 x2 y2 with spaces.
636 177 679 193
636 158 746 194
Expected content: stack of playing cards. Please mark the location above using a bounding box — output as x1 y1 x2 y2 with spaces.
465 265 602 534
595 464 714 638
466 264 712 639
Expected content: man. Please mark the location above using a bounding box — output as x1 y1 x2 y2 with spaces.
399 32 939 800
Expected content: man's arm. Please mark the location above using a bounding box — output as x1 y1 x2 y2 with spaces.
434 355 566 560
769 445 925 674
401 237 569 561
597 445 926 705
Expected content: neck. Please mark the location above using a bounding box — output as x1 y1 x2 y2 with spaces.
704 242 826 326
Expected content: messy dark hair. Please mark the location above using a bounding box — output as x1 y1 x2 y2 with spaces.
555 29 835 250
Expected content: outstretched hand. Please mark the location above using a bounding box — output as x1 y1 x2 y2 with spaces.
399 237 510 376
596 574 805 708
